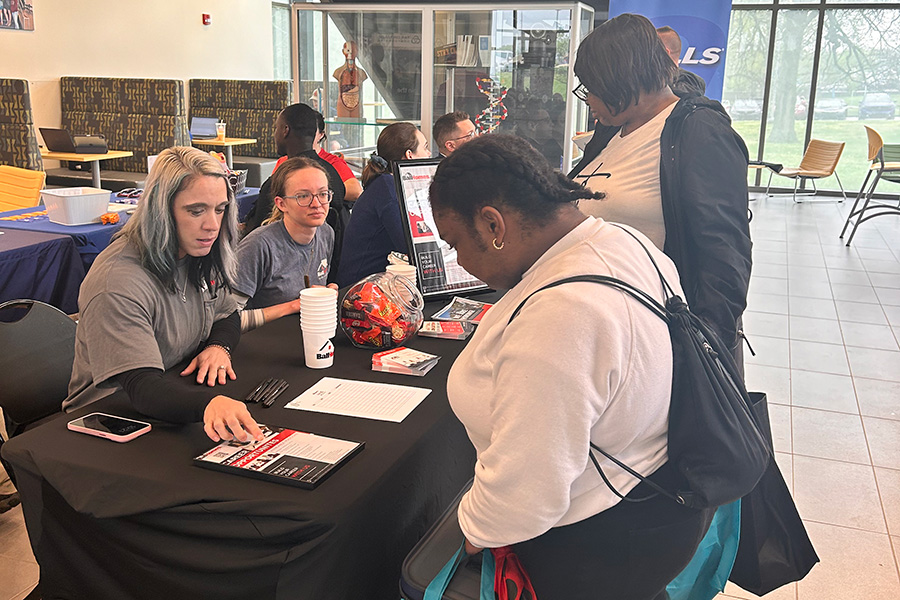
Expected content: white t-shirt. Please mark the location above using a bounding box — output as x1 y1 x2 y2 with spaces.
447 217 684 548
576 102 676 250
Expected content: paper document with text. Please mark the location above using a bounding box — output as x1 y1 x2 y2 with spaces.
285 377 431 422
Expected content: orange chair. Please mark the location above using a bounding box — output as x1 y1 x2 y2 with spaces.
0 165 45 211
764 139 847 203
839 126 900 246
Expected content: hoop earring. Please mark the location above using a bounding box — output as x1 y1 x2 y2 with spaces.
492 238 505 250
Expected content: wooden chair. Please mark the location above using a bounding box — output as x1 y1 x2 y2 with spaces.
839 126 900 246
0 164 45 212
764 139 847 203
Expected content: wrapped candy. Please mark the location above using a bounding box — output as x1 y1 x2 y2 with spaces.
100 212 120 225
339 273 424 349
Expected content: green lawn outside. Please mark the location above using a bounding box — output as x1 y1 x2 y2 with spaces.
732 118 900 195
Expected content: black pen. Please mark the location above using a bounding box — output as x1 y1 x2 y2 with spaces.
262 380 289 408
248 378 277 403
253 378 281 403
244 378 271 403
262 380 288 407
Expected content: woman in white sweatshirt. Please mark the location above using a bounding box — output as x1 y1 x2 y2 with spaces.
429 134 713 600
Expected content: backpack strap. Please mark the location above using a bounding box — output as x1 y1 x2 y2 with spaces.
507 274 668 326
507 272 683 505
610 224 679 301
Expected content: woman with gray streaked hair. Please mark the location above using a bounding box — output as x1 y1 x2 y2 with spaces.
64 146 263 444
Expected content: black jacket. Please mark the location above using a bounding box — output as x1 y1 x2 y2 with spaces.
569 96 752 350
672 68 706 99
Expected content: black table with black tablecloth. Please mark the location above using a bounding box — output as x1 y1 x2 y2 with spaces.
0 228 85 315
2 295 502 599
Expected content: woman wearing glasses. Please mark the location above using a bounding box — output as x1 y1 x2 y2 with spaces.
336 122 431 286
569 14 751 368
234 157 337 331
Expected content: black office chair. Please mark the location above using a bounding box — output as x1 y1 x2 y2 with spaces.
0 299 76 484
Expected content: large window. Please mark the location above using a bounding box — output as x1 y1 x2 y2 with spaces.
272 2 292 81
725 2 900 192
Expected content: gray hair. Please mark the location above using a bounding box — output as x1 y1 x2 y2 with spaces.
117 146 238 292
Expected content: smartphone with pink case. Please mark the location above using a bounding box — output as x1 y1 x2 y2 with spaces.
67 412 151 443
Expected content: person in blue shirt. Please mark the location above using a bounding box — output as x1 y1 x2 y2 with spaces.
337 122 431 287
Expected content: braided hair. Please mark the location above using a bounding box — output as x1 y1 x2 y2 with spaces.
429 134 602 228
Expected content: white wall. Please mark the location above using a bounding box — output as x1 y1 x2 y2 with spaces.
0 0 276 132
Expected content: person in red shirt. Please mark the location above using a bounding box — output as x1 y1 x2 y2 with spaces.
316 112 362 203
269 111 362 204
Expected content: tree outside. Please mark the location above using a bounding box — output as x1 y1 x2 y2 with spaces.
723 6 900 193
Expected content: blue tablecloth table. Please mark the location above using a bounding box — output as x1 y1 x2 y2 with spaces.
0 228 85 316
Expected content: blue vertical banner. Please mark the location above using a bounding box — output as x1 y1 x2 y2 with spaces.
608 0 732 100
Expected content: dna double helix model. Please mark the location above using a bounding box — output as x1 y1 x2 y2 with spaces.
475 76 508 134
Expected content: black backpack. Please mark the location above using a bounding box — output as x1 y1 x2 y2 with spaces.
508 227 770 509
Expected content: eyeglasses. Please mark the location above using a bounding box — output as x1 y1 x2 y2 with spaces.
283 190 333 207
572 83 590 102
449 130 477 143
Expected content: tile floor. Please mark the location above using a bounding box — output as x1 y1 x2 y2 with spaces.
715 192 900 600
1 192 899 600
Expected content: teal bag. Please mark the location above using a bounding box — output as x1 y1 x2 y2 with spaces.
423 542 496 600
667 500 742 600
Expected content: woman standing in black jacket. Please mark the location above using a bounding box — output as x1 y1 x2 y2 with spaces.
569 13 752 367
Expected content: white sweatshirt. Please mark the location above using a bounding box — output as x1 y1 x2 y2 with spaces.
448 217 683 549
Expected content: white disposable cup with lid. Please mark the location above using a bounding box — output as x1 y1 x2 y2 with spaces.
302 331 334 369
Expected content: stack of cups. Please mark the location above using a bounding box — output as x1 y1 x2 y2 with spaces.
299 287 338 368
386 263 417 289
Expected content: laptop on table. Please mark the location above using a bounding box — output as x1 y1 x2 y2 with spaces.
40 128 77 153
190 117 218 140
40 128 108 154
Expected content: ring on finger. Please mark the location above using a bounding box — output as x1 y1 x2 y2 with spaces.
217 365 227 370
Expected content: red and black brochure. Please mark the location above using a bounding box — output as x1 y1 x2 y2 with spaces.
194 425 363 489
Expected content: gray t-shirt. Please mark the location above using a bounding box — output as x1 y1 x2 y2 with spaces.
234 219 334 310
64 237 238 413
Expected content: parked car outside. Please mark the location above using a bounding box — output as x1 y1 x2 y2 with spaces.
813 97 848 120
858 93 896 120
731 99 762 120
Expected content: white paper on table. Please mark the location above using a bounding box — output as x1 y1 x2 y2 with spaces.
284 377 431 422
